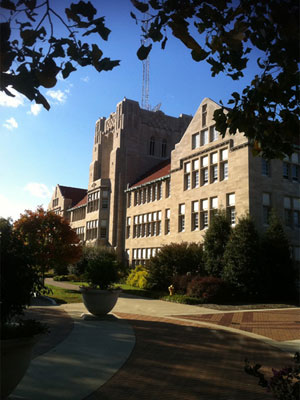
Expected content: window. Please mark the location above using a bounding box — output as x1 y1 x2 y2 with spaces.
87 191 99 213
153 184 157 201
262 158 270 177
202 104 207 127
192 159 199 188
211 152 218 183
100 220 107 238
283 162 290 179
200 199 208 229
191 201 199 230
221 148 228 161
86 219 98 240
178 203 185 232
201 156 208 186
227 193 236 225
149 136 155 156
157 183 162 200
201 168 208 186
192 133 200 149
292 165 299 182
75 226 85 241
184 162 191 190
127 192 131 208
201 129 208 146
262 193 271 225
52 198 58 207
210 197 218 221
285 197 300 229
126 217 131 238
282 153 299 182
165 209 170 234
210 125 218 142
221 161 228 180
165 179 170 197
101 190 109 209
161 139 167 157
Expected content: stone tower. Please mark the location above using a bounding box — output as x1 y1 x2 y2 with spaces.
88 98 192 258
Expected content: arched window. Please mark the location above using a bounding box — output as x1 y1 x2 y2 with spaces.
161 139 167 157
149 136 155 156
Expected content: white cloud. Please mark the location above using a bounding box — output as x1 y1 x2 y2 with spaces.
24 182 51 198
81 76 90 83
3 117 18 131
27 103 42 116
0 87 25 108
0 193 49 221
46 89 67 103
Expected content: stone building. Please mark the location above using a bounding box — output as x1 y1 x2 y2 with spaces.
48 97 192 258
48 97 300 265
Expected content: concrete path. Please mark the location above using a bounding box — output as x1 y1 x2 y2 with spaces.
10 280 300 400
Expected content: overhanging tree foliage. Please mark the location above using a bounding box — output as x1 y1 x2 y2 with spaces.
0 0 120 110
132 0 299 159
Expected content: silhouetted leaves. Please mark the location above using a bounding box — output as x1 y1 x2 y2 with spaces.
1 0 120 110
133 0 300 158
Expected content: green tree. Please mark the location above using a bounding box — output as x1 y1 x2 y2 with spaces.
260 211 295 300
14 206 82 278
203 210 232 277
132 0 299 159
1 0 119 110
0 218 43 325
222 215 260 298
146 242 204 290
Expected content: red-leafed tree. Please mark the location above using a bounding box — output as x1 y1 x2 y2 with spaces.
14 207 82 278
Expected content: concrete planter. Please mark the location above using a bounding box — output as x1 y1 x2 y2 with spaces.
1 335 39 399
79 287 121 316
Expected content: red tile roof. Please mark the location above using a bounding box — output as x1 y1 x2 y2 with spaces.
130 159 170 188
59 185 87 207
72 194 87 209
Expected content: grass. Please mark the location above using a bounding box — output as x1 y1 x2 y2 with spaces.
49 280 299 309
45 284 82 304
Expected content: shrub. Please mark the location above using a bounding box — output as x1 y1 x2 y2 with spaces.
53 264 69 276
53 275 69 281
147 242 204 290
0 218 46 337
171 274 192 294
187 276 228 302
203 210 232 277
222 215 261 299
126 265 149 289
245 352 300 400
260 210 296 301
82 246 119 289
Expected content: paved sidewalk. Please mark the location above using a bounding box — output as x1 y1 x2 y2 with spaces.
11 281 299 399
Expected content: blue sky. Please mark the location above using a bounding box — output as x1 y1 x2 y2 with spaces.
0 0 260 220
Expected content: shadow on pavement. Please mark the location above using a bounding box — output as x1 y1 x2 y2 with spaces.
85 315 293 400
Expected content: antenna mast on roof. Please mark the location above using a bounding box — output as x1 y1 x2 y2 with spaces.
141 15 150 110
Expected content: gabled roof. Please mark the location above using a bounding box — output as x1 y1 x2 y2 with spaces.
58 185 87 207
130 159 170 188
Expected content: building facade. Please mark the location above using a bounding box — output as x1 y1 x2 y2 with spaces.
48 97 300 265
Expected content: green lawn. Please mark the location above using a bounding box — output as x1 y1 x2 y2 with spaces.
45 284 82 304
48 281 298 309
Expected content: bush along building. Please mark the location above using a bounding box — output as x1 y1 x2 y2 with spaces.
48 97 300 267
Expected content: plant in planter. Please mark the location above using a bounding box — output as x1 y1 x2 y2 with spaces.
79 247 121 316
0 218 47 399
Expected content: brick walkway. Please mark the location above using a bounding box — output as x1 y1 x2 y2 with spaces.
171 309 300 341
84 312 294 400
